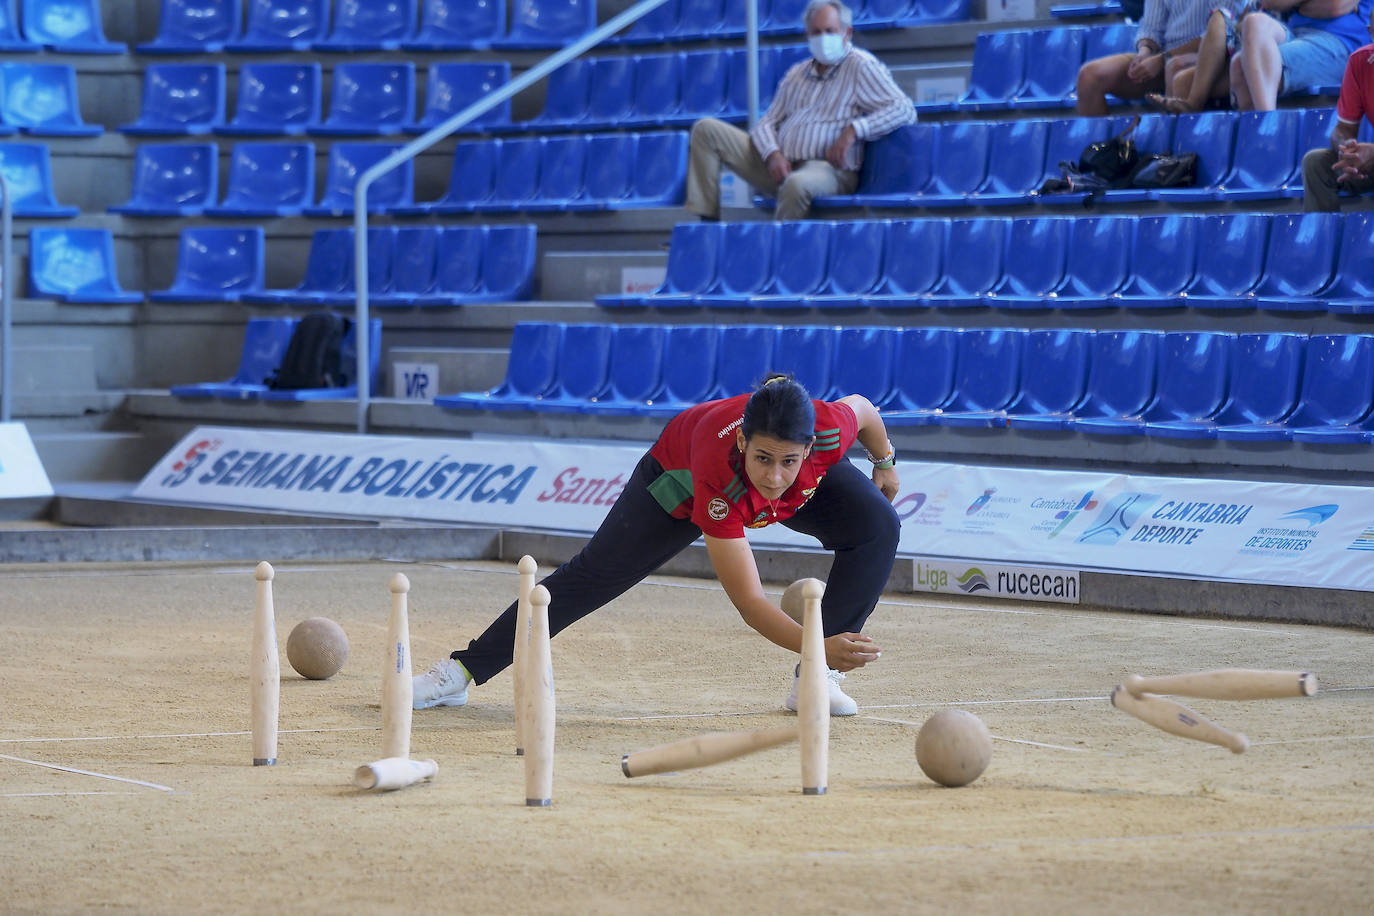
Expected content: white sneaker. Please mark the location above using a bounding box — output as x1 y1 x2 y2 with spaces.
412 658 469 709
783 664 858 716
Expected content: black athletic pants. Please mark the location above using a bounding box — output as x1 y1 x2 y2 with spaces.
454 452 901 685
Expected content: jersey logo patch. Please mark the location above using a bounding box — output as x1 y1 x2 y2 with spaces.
707 497 730 521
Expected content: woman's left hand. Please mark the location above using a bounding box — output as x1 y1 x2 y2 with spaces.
872 466 899 502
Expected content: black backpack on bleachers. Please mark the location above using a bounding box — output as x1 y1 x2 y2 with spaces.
268 312 349 390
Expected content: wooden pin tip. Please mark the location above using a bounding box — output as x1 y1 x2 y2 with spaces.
530 584 551 606
518 555 537 574
255 561 274 581
801 578 825 601
390 572 410 594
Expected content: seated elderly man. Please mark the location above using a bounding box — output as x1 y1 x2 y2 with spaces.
1232 0 1373 111
1076 0 1211 117
685 0 915 222
1302 19 1374 209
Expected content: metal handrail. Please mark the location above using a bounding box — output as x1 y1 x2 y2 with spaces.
1 173 11 423
352 0 763 433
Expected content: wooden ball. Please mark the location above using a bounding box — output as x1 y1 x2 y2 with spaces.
915 709 992 787
286 617 349 680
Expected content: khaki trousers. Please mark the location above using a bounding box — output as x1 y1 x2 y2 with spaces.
685 117 859 221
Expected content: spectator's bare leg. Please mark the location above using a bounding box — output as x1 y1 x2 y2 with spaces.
1229 52 1253 110
1183 10 1232 111
686 118 779 220
1076 52 1142 117
1235 11 1287 111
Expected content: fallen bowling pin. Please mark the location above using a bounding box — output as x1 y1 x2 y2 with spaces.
353 757 438 791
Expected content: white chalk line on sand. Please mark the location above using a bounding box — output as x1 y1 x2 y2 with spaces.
0 721 470 746
805 823 1374 858
859 714 1100 754
1 791 139 799
0 753 173 792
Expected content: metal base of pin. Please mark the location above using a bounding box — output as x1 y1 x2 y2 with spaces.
525 798 551 807
621 755 632 778
516 748 524 756
253 758 276 766
803 787 826 795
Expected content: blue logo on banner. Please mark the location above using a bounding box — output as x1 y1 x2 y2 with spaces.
1279 505 1338 528
1077 492 1160 545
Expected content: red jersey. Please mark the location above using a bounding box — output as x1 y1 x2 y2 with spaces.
647 394 859 539
1337 44 1374 127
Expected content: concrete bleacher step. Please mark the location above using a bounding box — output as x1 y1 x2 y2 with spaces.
540 250 667 302
0 344 122 418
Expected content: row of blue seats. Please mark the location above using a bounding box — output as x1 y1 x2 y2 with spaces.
611 0 970 45
438 322 1374 444
142 0 594 53
822 110 1338 209
171 316 382 401
25 224 536 306
0 0 123 53
599 213 1374 313
933 24 1337 116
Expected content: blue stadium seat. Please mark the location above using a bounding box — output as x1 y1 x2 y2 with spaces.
404 0 504 50
242 228 353 305
0 0 40 50
1008 330 1160 429
475 136 542 211
668 48 731 126
139 0 242 53
1083 22 1134 62
315 0 417 51
614 130 687 209
1213 109 1301 201
1052 215 1133 308
672 0 726 40
857 0 919 29
442 224 536 303
27 227 141 303
908 0 971 24
257 317 382 401
170 317 299 399
514 58 591 130
613 0 678 43
924 218 1006 308
1115 213 1199 309
877 326 958 417
1052 0 1122 16
991 328 1093 427
1285 335 1374 443
722 46 774 121
0 141 77 216
897 328 1025 426
815 123 935 207
1210 333 1308 441
310 62 414 136
969 118 1049 205
523 134 587 211
435 322 564 410
1179 213 1270 309
22 0 125 52
227 0 326 51
709 324 778 399
493 0 596 49
763 0 808 35
1075 331 1233 435
599 221 722 308
985 216 1070 308
1150 111 1237 201
825 325 897 404
955 30 1028 112
421 225 483 304
397 139 498 215
751 221 833 308
151 227 266 303
217 62 322 136
303 227 396 307
303 142 411 216
206 142 314 217
1011 26 1085 109
1 63 101 136
581 324 668 414
863 218 945 305
109 143 215 217
718 0 752 39
635 324 722 417
811 219 886 308
580 56 637 130
1286 106 1337 196
1148 332 1282 439
1250 212 1343 312
407 62 510 133
630 52 685 127
1323 212 1374 313
565 132 636 211
772 325 837 397
914 120 993 205
120 63 226 136
502 323 615 412
696 222 776 307
370 225 438 307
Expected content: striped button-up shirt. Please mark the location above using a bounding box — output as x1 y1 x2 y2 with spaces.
1136 0 1223 52
749 47 916 172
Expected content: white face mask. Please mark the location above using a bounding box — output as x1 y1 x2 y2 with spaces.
808 32 848 66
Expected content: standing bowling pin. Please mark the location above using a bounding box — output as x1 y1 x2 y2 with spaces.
523 584 554 807
382 573 413 760
251 561 280 766
513 555 537 757
798 578 828 795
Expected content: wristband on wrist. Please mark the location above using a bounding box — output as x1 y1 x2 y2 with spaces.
866 442 896 470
